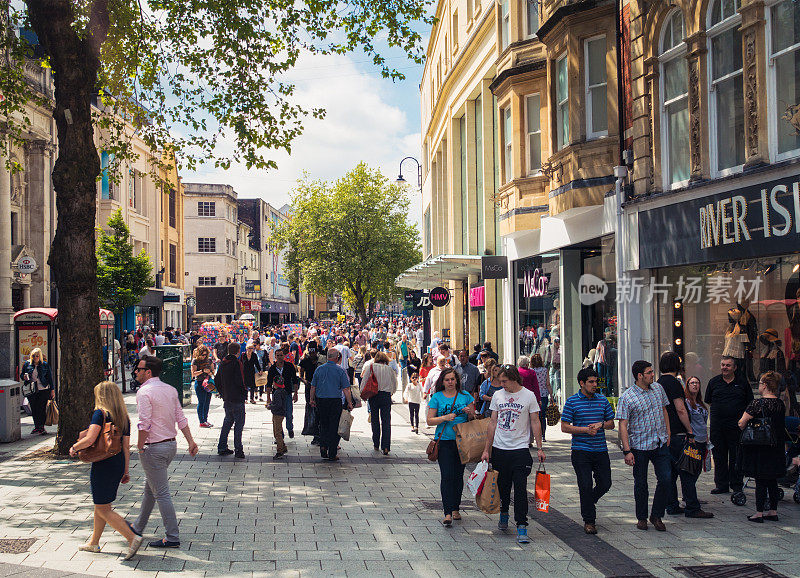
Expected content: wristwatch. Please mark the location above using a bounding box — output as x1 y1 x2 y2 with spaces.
623 450 632 455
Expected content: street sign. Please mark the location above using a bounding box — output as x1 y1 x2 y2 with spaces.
16 256 37 274
429 286 451 307
481 255 508 279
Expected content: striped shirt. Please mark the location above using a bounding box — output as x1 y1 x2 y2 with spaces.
561 392 615 452
615 383 670 451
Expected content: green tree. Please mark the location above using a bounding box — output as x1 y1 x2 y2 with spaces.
272 163 421 323
0 0 431 453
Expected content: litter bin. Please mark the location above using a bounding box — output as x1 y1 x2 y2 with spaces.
0 379 22 443
155 344 191 407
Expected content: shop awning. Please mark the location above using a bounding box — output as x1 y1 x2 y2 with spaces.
396 254 483 289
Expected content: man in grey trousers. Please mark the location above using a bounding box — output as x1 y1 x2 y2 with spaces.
129 356 199 549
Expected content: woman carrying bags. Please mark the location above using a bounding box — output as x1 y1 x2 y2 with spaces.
69 381 142 560
21 348 54 435
191 345 215 428
427 368 476 527
360 351 397 454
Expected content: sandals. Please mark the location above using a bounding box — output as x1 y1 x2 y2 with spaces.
78 544 101 553
452 512 462 521
441 517 452 527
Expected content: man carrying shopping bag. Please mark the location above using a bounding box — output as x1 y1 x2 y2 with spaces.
481 365 545 544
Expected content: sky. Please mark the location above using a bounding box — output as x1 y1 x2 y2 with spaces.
182 46 429 230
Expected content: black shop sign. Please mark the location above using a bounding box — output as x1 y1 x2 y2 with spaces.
638 173 800 269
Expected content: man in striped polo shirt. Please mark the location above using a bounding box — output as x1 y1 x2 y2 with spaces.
561 367 615 535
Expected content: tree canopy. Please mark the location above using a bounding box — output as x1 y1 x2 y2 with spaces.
272 163 421 322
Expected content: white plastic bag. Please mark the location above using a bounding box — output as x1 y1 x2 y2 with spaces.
467 460 490 497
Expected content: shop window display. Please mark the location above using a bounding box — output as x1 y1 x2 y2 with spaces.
515 253 560 359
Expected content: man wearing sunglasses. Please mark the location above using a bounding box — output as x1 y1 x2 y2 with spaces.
129 356 199 550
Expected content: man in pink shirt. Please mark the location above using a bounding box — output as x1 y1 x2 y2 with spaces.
129 356 199 549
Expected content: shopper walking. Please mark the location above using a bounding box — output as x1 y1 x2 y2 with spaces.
360 351 398 454
616 360 671 531
478 359 501 416
129 356 199 549
266 348 299 458
310 349 354 461
215 343 248 459
427 368 476 527
299 343 323 445
481 365 544 544
739 371 786 522
21 348 54 435
560 368 615 534
531 354 552 441
705 356 753 495
658 351 713 519
456 349 481 402
405 371 422 433
190 345 215 428
69 381 142 560
241 344 262 404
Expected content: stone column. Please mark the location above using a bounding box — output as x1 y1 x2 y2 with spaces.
685 32 709 182
26 140 53 308
740 0 769 168
0 137 14 378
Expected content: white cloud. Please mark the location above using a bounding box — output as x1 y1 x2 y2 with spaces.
183 53 424 230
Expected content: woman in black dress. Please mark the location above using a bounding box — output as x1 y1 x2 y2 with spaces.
738 371 786 522
69 381 142 559
241 343 262 404
21 348 54 435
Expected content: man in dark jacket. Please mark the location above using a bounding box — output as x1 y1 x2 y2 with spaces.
266 348 299 458
215 342 247 458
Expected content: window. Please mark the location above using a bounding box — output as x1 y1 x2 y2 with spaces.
708 0 744 174
585 36 608 138
526 0 538 37
503 107 513 182
168 189 176 227
130 169 142 212
500 0 510 50
768 0 800 160
198 201 215 216
198 237 216 253
556 54 569 149
660 11 690 188
526 94 542 173
198 276 216 286
226 238 231 255
100 151 114 200
226 277 231 285
169 244 177 284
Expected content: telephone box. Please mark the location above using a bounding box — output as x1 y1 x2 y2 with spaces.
13 308 116 395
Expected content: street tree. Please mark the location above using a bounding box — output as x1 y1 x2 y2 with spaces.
272 163 421 323
96 208 153 391
0 0 432 453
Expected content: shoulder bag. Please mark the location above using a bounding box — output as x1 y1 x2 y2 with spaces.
361 368 379 401
545 399 561 426
78 412 123 463
740 403 776 447
426 401 452 461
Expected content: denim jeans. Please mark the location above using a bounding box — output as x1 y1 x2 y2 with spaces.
631 444 671 521
368 391 392 450
571 450 612 524
539 396 549 440
285 396 294 432
437 440 465 515
195 383 212 424
218 402 245 453
667 434 701 514
549 365 561 402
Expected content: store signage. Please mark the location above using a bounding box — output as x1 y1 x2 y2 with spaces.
186 296 196 308
16 256 37 274
482 256 508 279
244 280 261 293
523 268 549 298
240 300 262 312
430 286 451 307
639 174 800 269
163 293 180 303
469 286 485 308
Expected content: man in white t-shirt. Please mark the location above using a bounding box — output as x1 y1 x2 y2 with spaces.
334 337 351 374
423 356 448 399
481 364 545 544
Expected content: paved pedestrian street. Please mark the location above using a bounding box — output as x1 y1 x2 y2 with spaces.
0 393 798 578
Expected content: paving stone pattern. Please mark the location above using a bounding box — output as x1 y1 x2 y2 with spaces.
0 389 799 577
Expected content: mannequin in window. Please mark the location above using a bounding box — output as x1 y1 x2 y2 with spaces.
759 329 786 374
722 303 757 382
785 288 800 382
595 327 617 397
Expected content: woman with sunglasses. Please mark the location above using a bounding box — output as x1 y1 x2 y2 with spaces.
481 364 545 544
426 367 476 527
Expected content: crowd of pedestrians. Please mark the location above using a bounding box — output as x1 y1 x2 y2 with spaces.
68 316 799 559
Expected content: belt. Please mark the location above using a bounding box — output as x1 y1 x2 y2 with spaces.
145 437 176 445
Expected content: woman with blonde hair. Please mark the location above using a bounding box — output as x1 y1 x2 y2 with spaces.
69 381 142 560
21 347 54 435
191 345 215 427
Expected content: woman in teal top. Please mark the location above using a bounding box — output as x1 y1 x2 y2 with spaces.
427 367 476 527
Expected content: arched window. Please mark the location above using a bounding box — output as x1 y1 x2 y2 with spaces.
660 11 689 189
708 0 744 174
768 0 800 160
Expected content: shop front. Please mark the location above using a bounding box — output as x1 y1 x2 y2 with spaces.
163 289 184 330
260 299 290 326
637 170 800 392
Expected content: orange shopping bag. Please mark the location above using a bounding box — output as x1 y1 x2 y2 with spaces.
534 463 550 513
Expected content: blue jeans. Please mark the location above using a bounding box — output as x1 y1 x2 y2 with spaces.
285 396 294 432
549 365 561 400
218 402 245 453
631 444 671 521
195 383 212 424
539 396 549 440
437 440 465 515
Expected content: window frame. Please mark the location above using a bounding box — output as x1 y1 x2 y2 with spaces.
168 243 177 284
584 35 609 140
500 0 510 50
197 201 216 217
525 0 538 38
707 0 744 177
525 93 542 174
198 237 216 253
659 11 690 190
198 276 216 286
168 189 176 228
556 53 570 150
766 0 800 162
503 106 513 183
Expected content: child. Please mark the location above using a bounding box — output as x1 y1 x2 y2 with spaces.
405 371 422 433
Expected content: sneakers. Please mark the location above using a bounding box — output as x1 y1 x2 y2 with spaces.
124 536 143 560
685 510 714 519
235 451 246 459
199 422 213 428
516 525 530 544
148 539 180 548
217 449 234 456
288 430 294 439
498 513 509 531
584 523 597 534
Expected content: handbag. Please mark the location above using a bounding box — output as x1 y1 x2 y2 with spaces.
427 400 453 461
21 379 36 397
677 436 702 476
45 400 59 426
350 385 363 409
361 370 379 401
740 405 776 447
545 400 561 426
77 412 122 463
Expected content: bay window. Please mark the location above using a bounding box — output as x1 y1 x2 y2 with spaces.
526 94 542 173
585 36 608 138
660 11 690 188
